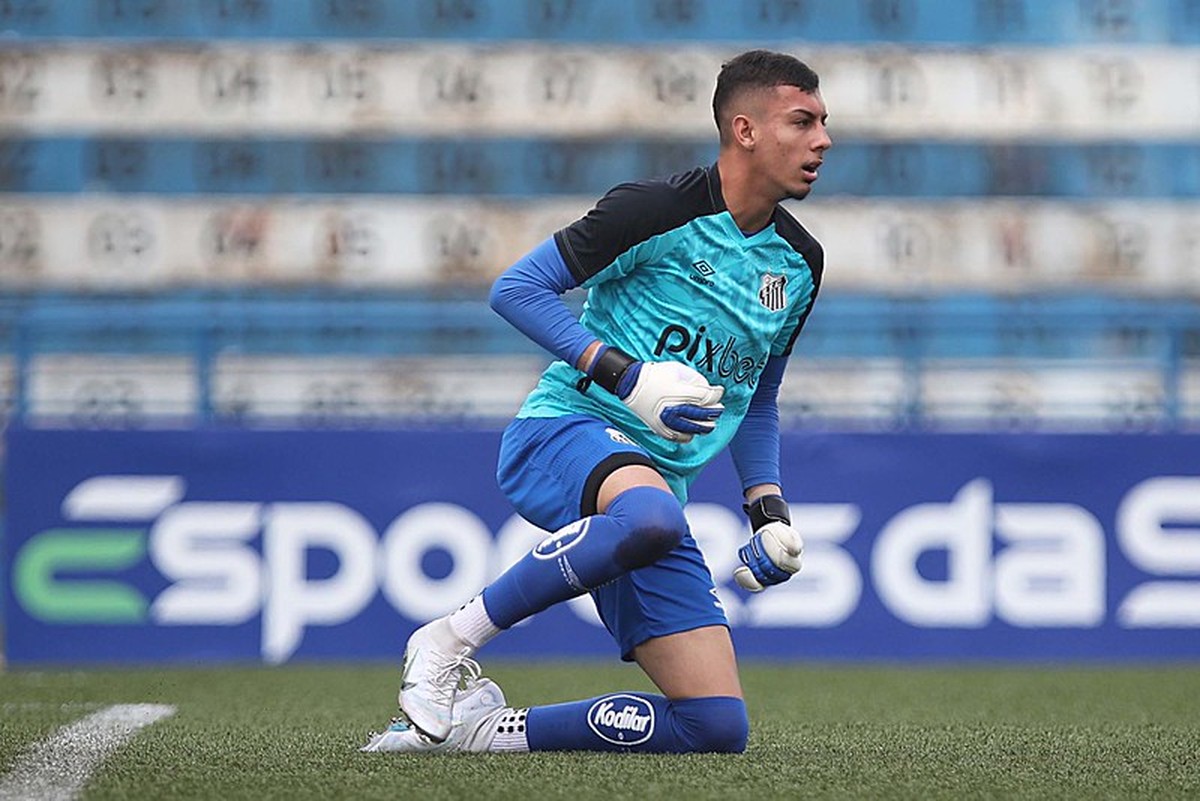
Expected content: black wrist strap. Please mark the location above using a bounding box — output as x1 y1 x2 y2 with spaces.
744 495 791 529
590 345 636 395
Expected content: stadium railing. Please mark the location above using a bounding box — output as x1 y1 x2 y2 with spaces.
2 291 1195 431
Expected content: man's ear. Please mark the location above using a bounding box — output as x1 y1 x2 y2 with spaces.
731 113 756 150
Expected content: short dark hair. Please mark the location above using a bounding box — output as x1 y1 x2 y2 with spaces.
712 50 820 143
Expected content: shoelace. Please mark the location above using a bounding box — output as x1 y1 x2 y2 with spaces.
429 651 482 704
456 656 483 690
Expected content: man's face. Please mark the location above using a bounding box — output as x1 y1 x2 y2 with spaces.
747 84 832 201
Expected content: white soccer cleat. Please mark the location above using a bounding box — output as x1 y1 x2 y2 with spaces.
363 677 507 754
397 617 480 742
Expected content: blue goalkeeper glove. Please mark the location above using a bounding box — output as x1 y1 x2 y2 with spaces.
734 495 804 592
588 345 724 443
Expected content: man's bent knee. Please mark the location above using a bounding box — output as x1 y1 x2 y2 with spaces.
605 485 687 570
671 696 750 754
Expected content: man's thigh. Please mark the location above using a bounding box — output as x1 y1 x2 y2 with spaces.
632 626 743 700
497 414 655 531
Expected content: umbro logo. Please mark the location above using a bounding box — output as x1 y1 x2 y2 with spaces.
690 259 715 287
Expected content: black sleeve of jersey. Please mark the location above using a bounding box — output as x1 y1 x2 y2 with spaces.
773 208 826 357
553 166 716 285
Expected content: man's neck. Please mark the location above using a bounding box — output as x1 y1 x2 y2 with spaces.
715 155 777 234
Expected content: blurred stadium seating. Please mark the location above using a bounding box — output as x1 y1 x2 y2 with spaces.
2 0 1198 431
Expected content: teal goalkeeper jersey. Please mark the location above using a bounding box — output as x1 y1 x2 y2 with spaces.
518 163 825 491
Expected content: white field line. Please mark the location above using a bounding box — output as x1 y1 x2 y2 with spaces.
0 703 176 801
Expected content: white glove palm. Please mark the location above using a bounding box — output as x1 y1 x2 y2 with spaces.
620 361 725 443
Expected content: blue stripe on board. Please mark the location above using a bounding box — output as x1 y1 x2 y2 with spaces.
4 291 1197 361
3 136 1199 198
4 0 1200 45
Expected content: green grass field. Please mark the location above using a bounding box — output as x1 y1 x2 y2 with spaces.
2 662 1198 800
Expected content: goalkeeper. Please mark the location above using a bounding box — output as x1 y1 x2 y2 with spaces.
365 49 831 755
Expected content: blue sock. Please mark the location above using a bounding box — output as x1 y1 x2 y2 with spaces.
524 693 749 753
482 486 685 629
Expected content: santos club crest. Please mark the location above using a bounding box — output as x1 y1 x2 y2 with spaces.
758 273 788 312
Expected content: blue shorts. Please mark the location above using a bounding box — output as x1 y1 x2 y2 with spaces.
497 414 728 659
